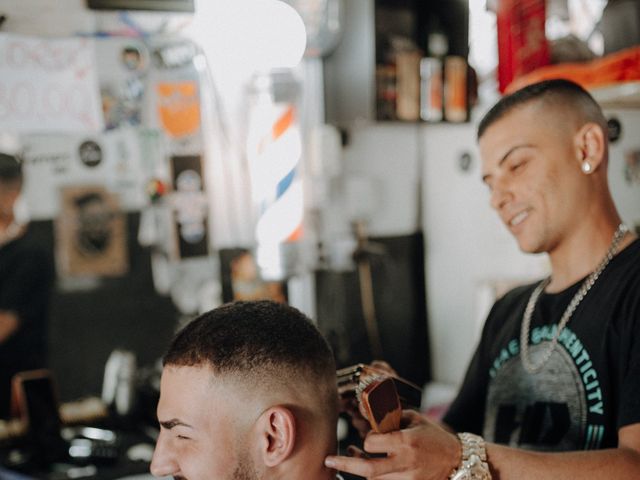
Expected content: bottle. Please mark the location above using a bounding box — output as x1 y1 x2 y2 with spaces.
444 56 468 123
420 57 443 122
420 28 448 123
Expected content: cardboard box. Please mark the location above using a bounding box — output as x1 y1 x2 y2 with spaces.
497 0 550 93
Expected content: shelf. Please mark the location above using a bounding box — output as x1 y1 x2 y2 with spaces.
589 81 640 109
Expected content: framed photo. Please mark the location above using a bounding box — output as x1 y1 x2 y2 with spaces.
219 248 287 304
55 185 129 277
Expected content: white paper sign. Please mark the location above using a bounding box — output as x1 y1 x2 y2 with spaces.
21 128 151 219
0 33 104 133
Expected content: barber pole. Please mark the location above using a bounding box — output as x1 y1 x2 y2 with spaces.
246 71 303 280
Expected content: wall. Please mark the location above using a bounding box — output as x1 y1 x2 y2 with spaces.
421 122 547 385
341 123 421 236
0 0 191 401
329 118 543 386
335 112 640 388
8 0 638 393
314 122 429 387
323 0 375 127
0 0 347 398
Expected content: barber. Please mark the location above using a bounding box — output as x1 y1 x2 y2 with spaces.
325 79 640 478
0 152 53 418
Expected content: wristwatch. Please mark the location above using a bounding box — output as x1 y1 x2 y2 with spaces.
449 432 492 480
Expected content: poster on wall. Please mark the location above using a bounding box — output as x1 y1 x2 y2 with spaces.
95 37 150 131
169 155 209 259
625 150 640 186
20 128 150 220
0 33 104 132
146 39 205 156
55 185 129 278
219 248 287 303
156 81 201 139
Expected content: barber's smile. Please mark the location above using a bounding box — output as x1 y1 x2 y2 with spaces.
506 209 531 230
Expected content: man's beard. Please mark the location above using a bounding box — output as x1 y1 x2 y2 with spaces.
231 445 259 480
169 450 258 480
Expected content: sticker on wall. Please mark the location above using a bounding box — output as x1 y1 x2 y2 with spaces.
169 155 209 259
21 130 147 220
458 151 473 173
78 140 103 168
55 185 128 278
96 37 149 131
121 45 145 72
156 81 201 138
101 79 145 130
151 41 198 70
624 150 640 186
607 117 622 143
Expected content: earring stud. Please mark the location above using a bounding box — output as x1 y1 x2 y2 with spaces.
582 162 592 174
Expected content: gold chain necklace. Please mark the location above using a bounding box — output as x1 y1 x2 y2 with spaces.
520 223 629 374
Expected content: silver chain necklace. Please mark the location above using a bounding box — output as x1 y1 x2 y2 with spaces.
520 223 629 374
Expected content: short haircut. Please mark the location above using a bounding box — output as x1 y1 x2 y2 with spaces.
477 79 607 140
0 152 22 184
164 301 337 410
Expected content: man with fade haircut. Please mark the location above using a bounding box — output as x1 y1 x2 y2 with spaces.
326 79 640 479
150 300 342 480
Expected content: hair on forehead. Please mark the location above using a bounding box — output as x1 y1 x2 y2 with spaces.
163 300 336 383
477 79 607 140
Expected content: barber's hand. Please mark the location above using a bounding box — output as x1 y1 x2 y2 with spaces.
369 360 397 376
340 394 371 438
340 360 400 438
0 311 19 344
326 410 460 480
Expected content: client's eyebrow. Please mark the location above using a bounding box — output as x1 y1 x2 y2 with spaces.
159 418 194 430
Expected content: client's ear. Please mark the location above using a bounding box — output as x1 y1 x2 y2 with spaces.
256 406 296 467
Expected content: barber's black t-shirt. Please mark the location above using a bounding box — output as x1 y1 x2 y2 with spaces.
444 238 640 451
0 227 54 417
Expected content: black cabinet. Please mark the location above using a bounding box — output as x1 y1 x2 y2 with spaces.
374 0 469 122
375 0 469 62
324 0 469 125
315 232 431 389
